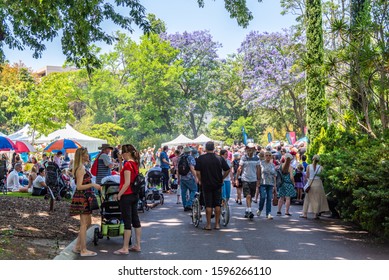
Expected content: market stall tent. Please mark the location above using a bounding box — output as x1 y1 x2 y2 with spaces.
161 134 193 148
7 124 41 143
36 123 107 153
190 134 222 146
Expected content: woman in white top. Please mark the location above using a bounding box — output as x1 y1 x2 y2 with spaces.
300 155 329 219
33 167 47 189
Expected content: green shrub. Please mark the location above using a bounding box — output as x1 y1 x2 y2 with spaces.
319 126 389 238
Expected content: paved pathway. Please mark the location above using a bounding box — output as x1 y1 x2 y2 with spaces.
59 189 389 260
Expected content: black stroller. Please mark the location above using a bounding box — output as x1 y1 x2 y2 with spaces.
145 169 165 207
45 162 72 200
93 181 123 245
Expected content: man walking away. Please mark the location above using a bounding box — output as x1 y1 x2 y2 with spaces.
178 147 198 211
236 143 261 219
195 141 230 230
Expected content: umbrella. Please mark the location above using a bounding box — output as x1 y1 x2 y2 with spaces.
13 140 36 153
294 136 308 147
44 138 82 153
0 136 16 151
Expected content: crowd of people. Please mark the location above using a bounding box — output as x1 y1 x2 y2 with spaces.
0 139 332 257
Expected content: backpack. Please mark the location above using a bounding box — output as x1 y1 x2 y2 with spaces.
131 173 145 195
177 155 190 176
90 153 102 176
276 166 283 190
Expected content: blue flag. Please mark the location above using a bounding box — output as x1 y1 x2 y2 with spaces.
242 126 248 145
267 132 272 143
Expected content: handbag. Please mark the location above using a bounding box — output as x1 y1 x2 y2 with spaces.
84 190 99 211
304 165 321 193
272 188 278 206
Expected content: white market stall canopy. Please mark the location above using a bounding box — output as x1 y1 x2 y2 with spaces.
36 123 107 153
191 134 223 146
161 134 193 147
0 131 7 137
7 124 41 142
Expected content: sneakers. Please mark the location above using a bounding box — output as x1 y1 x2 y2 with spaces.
244 211 249 218
256 210 262 216
238 201 242 205
267 214 273 220
244 211 254 219
276 211 282 216
249 212 254 219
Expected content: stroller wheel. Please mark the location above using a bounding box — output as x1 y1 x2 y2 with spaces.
160 195 164 205
64 193 72 200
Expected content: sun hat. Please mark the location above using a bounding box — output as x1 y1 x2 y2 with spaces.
98 144 114 150
284 153 293 160
246 142 255 149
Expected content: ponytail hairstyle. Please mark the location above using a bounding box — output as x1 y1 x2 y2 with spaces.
122 144 140 165
312 154 320 168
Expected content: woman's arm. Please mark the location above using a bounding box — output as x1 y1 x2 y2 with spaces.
289 167 295 185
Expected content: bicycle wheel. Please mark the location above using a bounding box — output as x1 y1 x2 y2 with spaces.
221 199 230 227
192 197 201 227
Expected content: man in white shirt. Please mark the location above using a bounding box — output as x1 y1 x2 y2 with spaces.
7 163 28 192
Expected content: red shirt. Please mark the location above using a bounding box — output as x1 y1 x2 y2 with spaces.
120 161 139 195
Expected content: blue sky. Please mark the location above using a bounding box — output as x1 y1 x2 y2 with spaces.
4 0 297 71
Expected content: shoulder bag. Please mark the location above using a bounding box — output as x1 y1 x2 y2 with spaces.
303 165 320 193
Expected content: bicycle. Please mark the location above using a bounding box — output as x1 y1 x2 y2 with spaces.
191 192 202 227
220 197 230 227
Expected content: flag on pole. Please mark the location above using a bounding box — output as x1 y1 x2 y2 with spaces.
286 132 292 145
242 126 248 145
267 132 272 143
289 131 296 144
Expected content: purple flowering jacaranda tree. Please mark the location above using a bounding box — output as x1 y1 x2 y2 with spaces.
161 30 222 138
239 29 306 135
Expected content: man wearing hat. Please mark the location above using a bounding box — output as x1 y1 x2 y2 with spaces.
96 144 115 185
235 142 261 219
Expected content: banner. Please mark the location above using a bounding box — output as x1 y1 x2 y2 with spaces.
267 132 272 143
241 126 248 145
285 132 292 145
289 131 296 145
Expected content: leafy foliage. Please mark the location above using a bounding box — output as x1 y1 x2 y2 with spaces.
318 125 389 238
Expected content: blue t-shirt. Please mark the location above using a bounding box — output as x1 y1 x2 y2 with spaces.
160 151 170 169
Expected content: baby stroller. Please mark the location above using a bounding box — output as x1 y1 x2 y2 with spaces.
45 162 72 200
145 169 165 207
93 181 123 245
0 160 7 195
137 175 148 212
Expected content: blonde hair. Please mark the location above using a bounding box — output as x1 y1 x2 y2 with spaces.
73 147 88 177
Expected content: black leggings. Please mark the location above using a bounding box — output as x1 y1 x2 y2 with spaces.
119 194 141 230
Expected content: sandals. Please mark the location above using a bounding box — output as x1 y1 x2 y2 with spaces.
299 215 307 219
80 251 97 257
202 226 212 231
113 250 129 255
129 247 141 252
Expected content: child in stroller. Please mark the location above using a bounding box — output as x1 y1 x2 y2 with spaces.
145 167 165 207
45 161 72 200
93 181 123 245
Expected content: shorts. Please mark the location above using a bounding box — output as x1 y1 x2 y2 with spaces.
242 181 257 198
233 178 242 188
203 187 222 208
